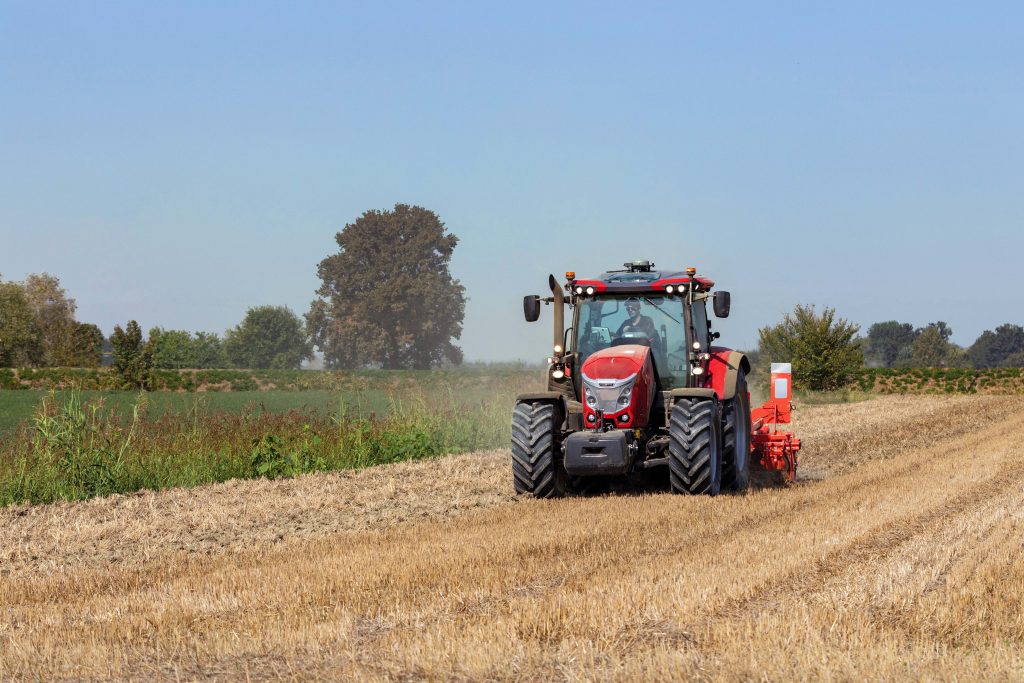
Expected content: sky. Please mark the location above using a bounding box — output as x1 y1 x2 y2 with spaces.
2 2 1022 361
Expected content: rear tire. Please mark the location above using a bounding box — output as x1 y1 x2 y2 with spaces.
668 399 722 495
511 401 567 498
722 370 752 492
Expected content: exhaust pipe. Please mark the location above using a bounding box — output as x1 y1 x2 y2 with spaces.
548 274 564 349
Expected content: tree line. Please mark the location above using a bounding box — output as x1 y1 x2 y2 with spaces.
107 307 314 388
0 271 315 386
862 320 1024 369
757 305 1024 390
2 204 466 381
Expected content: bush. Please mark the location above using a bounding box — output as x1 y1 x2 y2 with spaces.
759 305 862 391
111 321 153 389
225 306 312 369
149 328 229 369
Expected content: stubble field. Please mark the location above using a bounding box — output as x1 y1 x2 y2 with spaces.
2 394 1023 681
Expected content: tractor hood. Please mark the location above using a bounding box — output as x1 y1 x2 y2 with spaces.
581 345 649 380
580 345 657 428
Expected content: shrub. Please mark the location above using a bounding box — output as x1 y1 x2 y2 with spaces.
759 305 862 391
111 321 153 389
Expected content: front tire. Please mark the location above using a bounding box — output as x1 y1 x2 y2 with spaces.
668 399 722 495
511 401 567 498
722 370 752 492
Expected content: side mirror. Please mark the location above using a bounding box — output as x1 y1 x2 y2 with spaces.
713 291 731 318
523 295 541 322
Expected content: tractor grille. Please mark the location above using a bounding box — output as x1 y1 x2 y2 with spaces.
593 387 623 406
581 373 637 414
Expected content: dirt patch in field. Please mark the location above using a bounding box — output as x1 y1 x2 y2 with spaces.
1 395 1017 578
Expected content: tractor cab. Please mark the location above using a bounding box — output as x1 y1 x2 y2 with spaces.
565 260 728 394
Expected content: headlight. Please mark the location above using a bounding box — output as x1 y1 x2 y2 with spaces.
586 286 595 295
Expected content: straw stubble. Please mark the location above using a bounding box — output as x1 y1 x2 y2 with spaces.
2 395 1022 680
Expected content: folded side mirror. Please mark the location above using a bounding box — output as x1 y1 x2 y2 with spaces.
523 295 541 322
713 291 731 318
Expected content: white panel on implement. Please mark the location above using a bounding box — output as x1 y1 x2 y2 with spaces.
774 378 789 399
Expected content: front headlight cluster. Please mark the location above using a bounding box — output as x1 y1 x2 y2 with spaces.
582 373 637 414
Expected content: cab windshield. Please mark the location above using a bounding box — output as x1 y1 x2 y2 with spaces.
575 296 689 388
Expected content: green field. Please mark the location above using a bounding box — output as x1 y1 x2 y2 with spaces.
0 366 545 437
0 389 420 437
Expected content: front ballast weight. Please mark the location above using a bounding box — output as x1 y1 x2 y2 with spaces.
750 363 801 482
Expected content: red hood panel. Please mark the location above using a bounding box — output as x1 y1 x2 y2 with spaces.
581 345 650 380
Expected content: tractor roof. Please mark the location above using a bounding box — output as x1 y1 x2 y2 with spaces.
568 261 714 295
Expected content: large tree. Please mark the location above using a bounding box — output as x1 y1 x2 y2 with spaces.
910 321 966 368
65 322 105 367
307 204 466 369
863 321 917 368
224 306 312 369
0 276 43 367
23 273 78 366
192 331 230 368
758 305 862 390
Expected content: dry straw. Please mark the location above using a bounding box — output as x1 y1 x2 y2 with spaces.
1 395 1022 681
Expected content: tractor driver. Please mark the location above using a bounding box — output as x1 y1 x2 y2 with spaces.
616 298 657 342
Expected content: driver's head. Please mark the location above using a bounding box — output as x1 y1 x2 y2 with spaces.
625 298 641 317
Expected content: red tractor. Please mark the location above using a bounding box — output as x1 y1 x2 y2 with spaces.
513 260 800 496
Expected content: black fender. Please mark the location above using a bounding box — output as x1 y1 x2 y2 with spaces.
515 392 570 430
667 388 718 401
664 388 718 427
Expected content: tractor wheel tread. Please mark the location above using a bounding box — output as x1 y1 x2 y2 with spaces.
510 401 567 498
722 371 752 492
667 399 722 496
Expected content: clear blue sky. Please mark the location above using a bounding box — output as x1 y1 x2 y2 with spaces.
3 2 1021 361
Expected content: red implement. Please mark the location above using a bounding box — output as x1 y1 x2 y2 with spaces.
750 363 801 482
